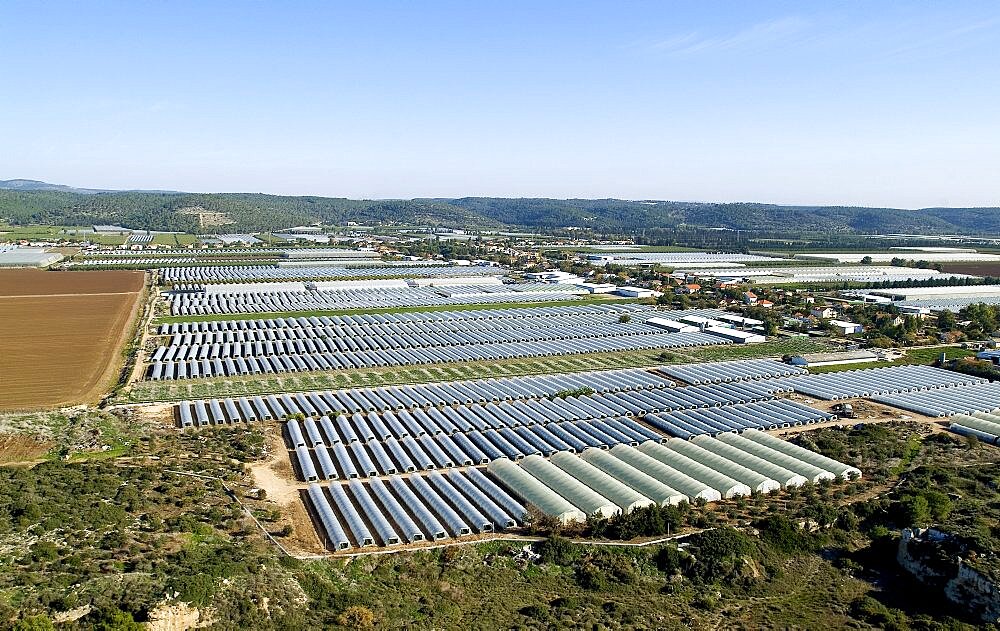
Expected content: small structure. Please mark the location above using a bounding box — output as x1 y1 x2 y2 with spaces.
810 307 837 319
573 282 617 294
829 320 863 335
614 286 661 299
0 247 63 268
788 350 879 368
216 234 262 245
899 305 932 317
857 294 893 304
272 233 331 244
645 317 699 333
976 350 1000 365
524 270 582 284
704 326 765 344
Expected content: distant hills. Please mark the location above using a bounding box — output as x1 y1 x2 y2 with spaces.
0 179 181 195
0 179 112 194
1 179 999 235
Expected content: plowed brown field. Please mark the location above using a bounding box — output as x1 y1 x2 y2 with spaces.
940 262 1000 277
0 270 145 410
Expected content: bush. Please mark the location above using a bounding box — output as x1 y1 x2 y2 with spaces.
519 604 551 621
686 528 757 584
852 596 908 629
575 561 609 590
536 536 578 565
29 541 59 563
168 573 216 607
757 515 812 554
654 545 685 574
336 605 376 629
550 596 578 609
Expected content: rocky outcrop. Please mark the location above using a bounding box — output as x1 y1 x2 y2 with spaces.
898 528 1000 624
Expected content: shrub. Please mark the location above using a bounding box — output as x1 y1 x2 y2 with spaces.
519 604 550 621
575 561 609 590
168 573 216 607
336 605 376 629
536 536 578 565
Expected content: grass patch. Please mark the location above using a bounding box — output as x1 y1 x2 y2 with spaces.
804 346 977 374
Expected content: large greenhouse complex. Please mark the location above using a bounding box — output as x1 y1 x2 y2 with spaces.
81 241 1000 556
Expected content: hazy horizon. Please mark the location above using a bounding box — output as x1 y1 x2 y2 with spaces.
7 176 1000 211
2 1 998 208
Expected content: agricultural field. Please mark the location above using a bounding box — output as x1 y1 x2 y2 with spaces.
802 346 977 374
940 262 1000 277
0 269 146 410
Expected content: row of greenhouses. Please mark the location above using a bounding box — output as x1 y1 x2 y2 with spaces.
876 381 1000 417
306 468 526 549
304 431 860 550
772 365 983 400
176 379 783 430
486 435 859 524
656 359 806 385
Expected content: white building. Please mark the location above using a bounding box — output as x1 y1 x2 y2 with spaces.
810 307 837 319
704 326 765 344
524 270 583 284
789 350 879 367
614 286 662 298
573 282 617 294
829 320 864 335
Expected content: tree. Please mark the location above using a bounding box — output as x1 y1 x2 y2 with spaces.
937 309 957 330
13 615 55 631
860 255 873 265
91 608 143 631
895 494 931 526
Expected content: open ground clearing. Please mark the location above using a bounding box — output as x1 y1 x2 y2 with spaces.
0 269 145 410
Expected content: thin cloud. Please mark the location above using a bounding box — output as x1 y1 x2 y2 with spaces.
878 16 1000 62
646 16 810 57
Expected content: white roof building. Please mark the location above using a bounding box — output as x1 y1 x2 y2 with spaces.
829 320 864 335
614 286 662 298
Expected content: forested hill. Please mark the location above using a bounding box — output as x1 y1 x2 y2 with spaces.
444 198 1000 234
0 190 492 233
1 186 999 234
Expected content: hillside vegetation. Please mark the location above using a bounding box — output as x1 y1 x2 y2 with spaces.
2 188 1000 234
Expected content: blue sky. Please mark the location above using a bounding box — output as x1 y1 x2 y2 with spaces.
1 1 998 207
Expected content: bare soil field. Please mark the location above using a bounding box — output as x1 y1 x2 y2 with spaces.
0 268 143 295
940 262 1000 277
0 269 145 410
0 434 54 464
